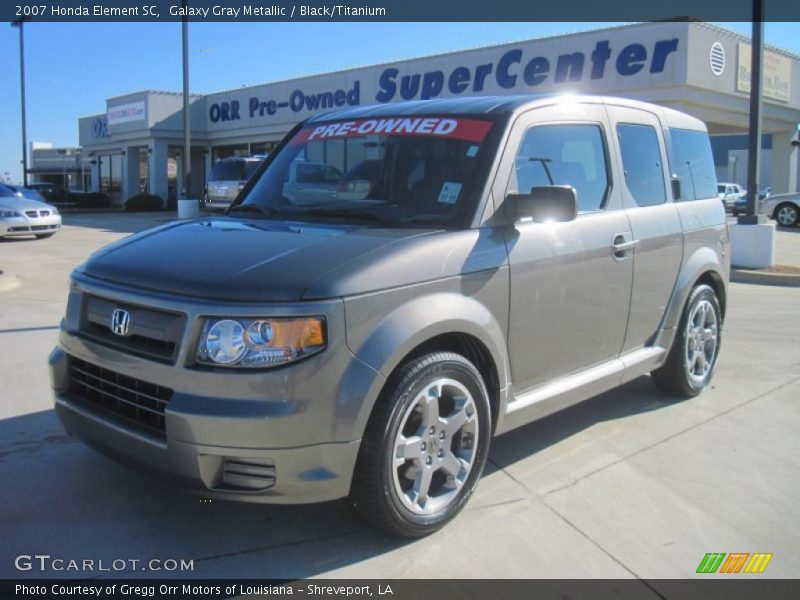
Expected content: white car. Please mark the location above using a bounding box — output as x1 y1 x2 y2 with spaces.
206 156 265 206
0 183 62 239
762 192 800 227
717 182 746 210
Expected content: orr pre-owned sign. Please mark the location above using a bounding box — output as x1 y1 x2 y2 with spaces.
206 35 681 128
737 43 792 103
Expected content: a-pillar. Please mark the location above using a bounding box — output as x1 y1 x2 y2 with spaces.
770 130 799 194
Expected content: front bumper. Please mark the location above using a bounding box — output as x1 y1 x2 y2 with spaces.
0 214 61 237
50 275 384 504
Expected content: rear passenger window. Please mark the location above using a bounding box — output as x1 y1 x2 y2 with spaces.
669 128 717 200
616 123 666 206
513 124 610 212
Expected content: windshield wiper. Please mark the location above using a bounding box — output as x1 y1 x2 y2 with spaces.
226 203 276 218
301 207 398 227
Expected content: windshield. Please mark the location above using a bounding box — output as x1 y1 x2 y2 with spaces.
243 161 261 179
0 184 17 197
211 158 263 182
237 116 497 228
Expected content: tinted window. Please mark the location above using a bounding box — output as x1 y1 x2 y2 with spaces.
669 128 717 200
243 161 261 179
513 124 609 212
617 123 666 206
294 163 342 184
209 160 244 181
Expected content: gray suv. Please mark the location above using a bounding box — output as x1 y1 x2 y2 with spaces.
50 95 728 537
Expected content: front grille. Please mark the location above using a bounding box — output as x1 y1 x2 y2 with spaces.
80 295 185 362
25 210 38 217
86 321 176 356
218 458 277 492
39 210 51 217
31 225 50 231
68 356 173 435
8 226 29 232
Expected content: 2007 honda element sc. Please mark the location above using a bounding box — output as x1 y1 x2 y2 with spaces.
50 95 728 537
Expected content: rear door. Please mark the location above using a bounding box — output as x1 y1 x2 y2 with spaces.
605 105 683 352
499 103 634 391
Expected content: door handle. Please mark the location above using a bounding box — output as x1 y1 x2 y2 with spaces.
612 234 638 260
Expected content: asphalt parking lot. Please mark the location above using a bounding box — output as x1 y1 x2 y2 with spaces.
1 213 798 582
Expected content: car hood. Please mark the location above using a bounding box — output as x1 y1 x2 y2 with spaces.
80 217 440 302
0 196 54 211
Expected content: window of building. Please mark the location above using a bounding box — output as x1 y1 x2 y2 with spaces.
250 141 277 156
669 128 717 200
211 144 249 164
511 124 610 212
616 123 666 206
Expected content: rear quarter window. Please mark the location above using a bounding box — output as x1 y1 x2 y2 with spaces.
668 128 717 201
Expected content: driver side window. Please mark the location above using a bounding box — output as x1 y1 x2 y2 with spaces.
510 123 610 213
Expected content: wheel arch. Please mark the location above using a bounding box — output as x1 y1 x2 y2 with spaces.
662 246 729 333
345 292 510 440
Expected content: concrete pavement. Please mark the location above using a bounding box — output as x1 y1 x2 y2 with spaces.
0 213 798 583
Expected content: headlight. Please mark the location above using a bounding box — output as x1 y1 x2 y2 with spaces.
197 317 326 368
50 206 59 215
0 210 21 219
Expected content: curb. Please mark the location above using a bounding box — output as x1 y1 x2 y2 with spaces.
730 268 800 287
0 273 21 294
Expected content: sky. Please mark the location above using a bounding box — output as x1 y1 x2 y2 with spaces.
1 21 798 183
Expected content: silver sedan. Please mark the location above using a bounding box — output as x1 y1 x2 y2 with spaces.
0 184 62 239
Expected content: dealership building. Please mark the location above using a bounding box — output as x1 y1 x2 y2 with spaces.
32 21 800 205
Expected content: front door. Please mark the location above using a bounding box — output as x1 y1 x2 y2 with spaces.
500 104 634 392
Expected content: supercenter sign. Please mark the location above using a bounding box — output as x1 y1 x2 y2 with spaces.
207 35 682 129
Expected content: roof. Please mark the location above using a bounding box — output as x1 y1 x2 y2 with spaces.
305 94 707 131
306 95 556 122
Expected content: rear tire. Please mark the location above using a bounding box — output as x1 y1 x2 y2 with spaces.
349 352 491 538
774 202 799 227
651 284 722 398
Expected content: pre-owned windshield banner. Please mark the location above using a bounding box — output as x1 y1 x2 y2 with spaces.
292 117 494 144
5 0 800 22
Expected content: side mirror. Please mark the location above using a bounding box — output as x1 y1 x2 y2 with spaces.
671 175 681 201
504 185 577 224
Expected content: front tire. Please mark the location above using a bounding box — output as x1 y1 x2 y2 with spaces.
774 202 799 227
651 284 722 398
349 352 492 537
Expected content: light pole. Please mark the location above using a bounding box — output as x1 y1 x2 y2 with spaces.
181 7 191 203
12 19 29 186
741 0 765 225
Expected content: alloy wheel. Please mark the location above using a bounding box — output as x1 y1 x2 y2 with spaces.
392 378 479 515
684 299 719 385
776 205 798 226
